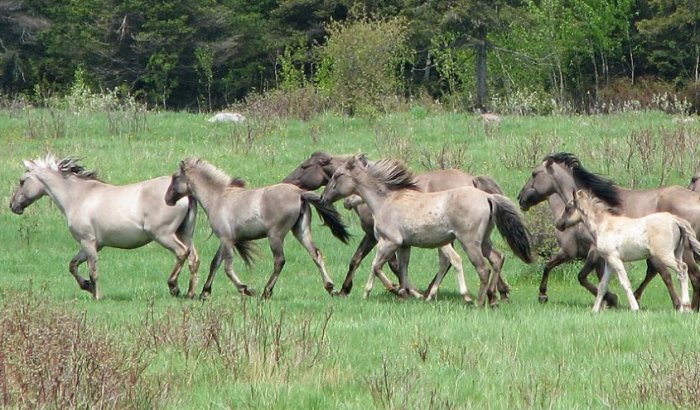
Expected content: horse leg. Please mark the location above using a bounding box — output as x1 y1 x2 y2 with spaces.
80 241 100 300
682 249 700 311
424 245 465 302
222 243 254 297
366 240 399 299
200 244 224 299
592 262 614 313
181 234 200 299
539 250 571 303
460 241 492 307
579 250 619 307
262 236 286 299
633 261 657 303
154 234 190 297
336 234 377 296
68 249 91 292
292 222 334 295
644 259 681 310
607 257 639 311
483 243 509 301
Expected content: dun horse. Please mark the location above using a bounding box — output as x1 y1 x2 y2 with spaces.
164 157 349 299
319 155 532 306
519 152 700 310
555 190 700 312
283 151 510 298
9 155 200 299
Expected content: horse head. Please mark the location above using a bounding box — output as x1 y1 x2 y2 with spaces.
320 154 366 204
165 161 191 206
9 160 48 215
283 151 335 190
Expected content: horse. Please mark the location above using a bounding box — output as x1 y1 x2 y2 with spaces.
319 155 533 306
555 189 700 313
164 157 350 299
283 151 510 298
9 155 200 300
518 152 700 310
688 171 700 192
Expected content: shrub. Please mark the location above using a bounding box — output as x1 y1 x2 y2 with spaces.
315 14 412 116
0 291 159 409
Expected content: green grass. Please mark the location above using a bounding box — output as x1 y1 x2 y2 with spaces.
2 108 700 408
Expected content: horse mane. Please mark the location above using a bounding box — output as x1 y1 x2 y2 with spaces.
28 154 100 180
545 152 621 207
366 158 419 191
578 190 622 216
184 157 246 188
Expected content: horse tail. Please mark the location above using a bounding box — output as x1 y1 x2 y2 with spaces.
675 216 700 261
176 196 198 241
473 175 504 195
488 195 533 264
301 191 350 244
234 241 259 267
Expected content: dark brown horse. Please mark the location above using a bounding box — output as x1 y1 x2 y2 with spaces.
519 152 700 310
283 151 509 297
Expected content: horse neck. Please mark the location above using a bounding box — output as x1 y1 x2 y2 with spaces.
35 170 97 215
550 164 577 202
546 193 566 217
351 170 390 214
186 168 231 211
577 200 603 238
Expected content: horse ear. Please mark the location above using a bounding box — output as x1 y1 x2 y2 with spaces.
179 160 186 171
22 160 34 170
357 154 368 166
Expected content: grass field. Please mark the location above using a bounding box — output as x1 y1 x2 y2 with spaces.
2 108 700 408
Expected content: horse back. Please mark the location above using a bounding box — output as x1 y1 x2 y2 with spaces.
656 186 700 234
415 169 474 192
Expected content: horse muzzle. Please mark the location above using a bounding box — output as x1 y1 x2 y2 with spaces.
9 202 25 215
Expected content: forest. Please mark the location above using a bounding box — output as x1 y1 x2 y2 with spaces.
1 0 699 114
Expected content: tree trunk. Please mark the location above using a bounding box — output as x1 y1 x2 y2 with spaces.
474 25 488 111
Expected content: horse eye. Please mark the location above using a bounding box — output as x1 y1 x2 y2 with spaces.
19 179 24 186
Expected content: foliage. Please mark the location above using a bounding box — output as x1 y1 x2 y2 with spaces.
315 14 412 116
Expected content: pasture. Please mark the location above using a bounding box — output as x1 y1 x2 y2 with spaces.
2 108 700 408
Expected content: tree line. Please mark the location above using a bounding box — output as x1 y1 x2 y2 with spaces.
1 0 698 114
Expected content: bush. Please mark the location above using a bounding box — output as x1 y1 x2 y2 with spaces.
0 291 160 409
315 14 412 116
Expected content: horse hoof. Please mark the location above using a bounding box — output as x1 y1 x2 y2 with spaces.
199 291 211 301
499 293 511 303
324 283 335 294
169 287 181 297
331 290 348 297
80 280 93 292
538 295 548 303
242 287 256 297
261 289 272 299
463 297 474 305
186 292 196 299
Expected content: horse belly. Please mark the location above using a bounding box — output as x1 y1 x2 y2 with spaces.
599 235 650 262
97 227 152 249
393 214 454 248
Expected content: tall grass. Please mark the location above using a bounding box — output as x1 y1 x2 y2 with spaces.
1 108 700 408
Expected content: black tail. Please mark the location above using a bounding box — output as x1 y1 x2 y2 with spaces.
489 195 533 263
473 175 504 195
301 191 350 243
234 241 259 267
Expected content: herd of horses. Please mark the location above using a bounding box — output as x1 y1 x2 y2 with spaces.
9 151 700 313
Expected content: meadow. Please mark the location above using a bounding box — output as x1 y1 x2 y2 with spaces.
2 107 700 409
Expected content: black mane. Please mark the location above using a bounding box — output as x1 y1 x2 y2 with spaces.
545 152 621 207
